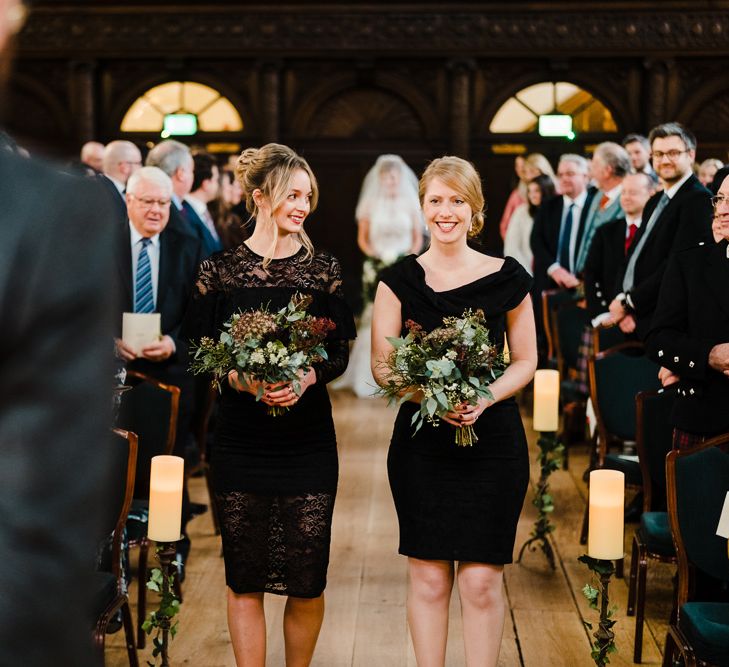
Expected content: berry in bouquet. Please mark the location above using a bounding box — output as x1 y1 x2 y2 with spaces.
190 293 335 416
377 309 506 446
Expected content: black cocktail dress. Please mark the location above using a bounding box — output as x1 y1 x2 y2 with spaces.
379 255 532 564
183 244 355 597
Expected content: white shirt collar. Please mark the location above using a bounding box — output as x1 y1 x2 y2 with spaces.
625 214 642 227
129 220 160 247
107 175 126 195
603 183 623 203
563 189 588 208
664 171 693 199
184 194 208 218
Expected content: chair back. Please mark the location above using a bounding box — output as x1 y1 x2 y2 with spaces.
666 433 729 607
592 325 624 354
588 341 661 459
636 387 676 511
541 289 576 366
107 429 138 579
555 302 591 377
116 370 180 500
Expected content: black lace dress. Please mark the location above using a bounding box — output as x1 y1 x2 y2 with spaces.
379 255 532 564
183 244 355 598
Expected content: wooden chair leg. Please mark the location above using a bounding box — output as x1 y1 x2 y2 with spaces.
580 496 589 545
137 538 149 649
662 631 675 667
615 557 624 579
121 600 140 667
627 534 639 615
634 546 649 664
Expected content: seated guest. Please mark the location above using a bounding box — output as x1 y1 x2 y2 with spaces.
183 152 223 258
646 173 729 449
584 172 656 325
113 166 203 572
503 174 555 275
609 123 713 340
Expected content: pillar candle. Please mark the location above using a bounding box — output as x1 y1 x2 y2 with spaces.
533 369 560 432
148 455 184 543
588 470 625 560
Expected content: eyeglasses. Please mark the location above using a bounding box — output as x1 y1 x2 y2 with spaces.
711 195 729 208
121 160 143 167
651 149 689 162
130 195 171 208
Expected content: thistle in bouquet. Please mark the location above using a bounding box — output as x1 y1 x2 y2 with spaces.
378 309 506 446
190 293 335 416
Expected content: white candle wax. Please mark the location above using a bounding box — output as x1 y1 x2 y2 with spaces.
588 470 625 560
148 455 184 543
533 369 560 432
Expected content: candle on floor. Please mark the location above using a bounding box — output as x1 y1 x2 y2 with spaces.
588 470 625 560
148 455 184 543
533 369 560 432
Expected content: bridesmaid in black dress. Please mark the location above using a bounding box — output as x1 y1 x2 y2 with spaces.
372 156 537 666
183 144 354 667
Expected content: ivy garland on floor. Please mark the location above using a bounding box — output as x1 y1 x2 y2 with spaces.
578 555 619 666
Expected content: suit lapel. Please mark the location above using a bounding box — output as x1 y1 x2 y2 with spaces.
117 224 133 308
158 229 173 315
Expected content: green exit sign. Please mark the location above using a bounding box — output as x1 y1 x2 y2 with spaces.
162 113 198 137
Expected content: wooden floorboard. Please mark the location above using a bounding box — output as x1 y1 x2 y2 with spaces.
107 391 675 666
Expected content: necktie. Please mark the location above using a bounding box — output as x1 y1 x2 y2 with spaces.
134 238 155 313
624 223 638 255
599 193 610 210
557 203 575 272
622 192 670 291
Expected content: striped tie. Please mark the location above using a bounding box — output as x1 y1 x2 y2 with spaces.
134 238 155 313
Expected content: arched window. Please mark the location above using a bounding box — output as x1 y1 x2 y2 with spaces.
121 81 243 134
489 82 617 134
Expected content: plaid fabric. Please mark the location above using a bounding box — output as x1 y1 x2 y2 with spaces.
673 428 729 453
574 324 593 397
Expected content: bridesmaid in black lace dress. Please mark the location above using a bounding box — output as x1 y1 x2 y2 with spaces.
372 156 537 666
183 144 354 667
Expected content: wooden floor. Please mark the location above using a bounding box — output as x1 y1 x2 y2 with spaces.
108 392 675 666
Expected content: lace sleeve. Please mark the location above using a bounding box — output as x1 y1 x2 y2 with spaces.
326 254 344 297
181 257 223 344
312 338 350 386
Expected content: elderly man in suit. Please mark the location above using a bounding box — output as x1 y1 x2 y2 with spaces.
608 123 713 339
100 140 143 225
114 166 203 573
646 173 729 448
584 172 656 324
574 142 632 274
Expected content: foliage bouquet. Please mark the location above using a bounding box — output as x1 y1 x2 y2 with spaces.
378 309 506 446
190 293 335 416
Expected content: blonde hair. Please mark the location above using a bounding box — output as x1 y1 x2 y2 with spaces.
235 143 319 267
419 156 485 237
525 153 558 183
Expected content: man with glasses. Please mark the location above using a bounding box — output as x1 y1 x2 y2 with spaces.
647 174 729 448
608 122 713 339
99 140 143 224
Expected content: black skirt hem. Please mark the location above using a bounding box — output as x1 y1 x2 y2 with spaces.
397 548 512 566
225 581 326 599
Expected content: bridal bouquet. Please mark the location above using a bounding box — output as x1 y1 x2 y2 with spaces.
190 293 335 416
377 309 506 446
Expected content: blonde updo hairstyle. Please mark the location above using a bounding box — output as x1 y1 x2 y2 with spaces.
419 156 485 238
235 143 319 267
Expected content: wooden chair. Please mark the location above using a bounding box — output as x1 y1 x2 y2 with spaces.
116 369 180 648
580 342 661 565
191 380 220 535
627 388 678 663
663 433 729 667
541 288 576 368
93 429 139 667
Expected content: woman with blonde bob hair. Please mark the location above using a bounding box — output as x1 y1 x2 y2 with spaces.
184 143 355 667
372 156 537 666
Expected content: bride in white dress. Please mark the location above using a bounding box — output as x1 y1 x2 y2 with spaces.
333 155 423 397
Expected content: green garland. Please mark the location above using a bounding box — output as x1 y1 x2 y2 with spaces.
578 555 619 666
141 548 181 666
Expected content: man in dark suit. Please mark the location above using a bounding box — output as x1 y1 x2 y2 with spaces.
608 123 713 340
99 139 142 226
646 173 729 448
182 151 223 258
0 140 117 665
530 153 596 351
584 172 655 323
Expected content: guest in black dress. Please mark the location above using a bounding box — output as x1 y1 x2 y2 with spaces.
183 144 354 667
372 156 537 667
